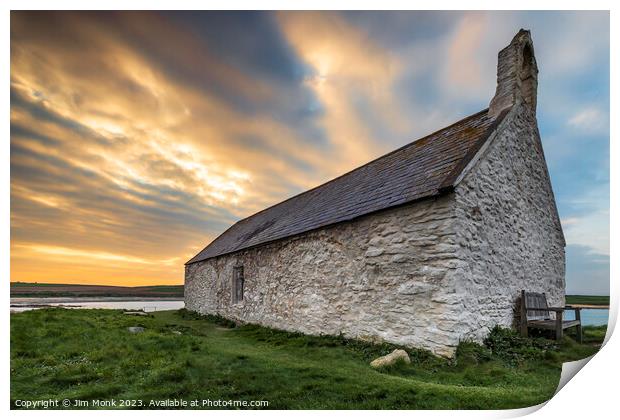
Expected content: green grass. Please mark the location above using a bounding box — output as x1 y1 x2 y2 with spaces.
566 295 609 306
10 309 604 410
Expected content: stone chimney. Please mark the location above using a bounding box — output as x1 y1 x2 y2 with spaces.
488 29 538 117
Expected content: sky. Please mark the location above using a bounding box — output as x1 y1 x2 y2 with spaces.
10 11 609 294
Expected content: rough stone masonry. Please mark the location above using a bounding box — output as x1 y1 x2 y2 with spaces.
184 29 565 357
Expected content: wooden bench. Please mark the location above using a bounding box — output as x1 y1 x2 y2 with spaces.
519 290 582 342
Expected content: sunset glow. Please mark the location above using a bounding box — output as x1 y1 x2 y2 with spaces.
10 11 609 292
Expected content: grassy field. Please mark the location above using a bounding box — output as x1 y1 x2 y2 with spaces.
10 282 184 298
566 295 609 306
10 309 604 410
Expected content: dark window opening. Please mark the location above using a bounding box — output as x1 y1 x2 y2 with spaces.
520 43 537 109
233 266 244 303
522 44 533 70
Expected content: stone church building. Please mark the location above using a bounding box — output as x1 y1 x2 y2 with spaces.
185 30 565 356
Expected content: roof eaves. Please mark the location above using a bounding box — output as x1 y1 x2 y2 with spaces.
185 191 451 265
185 220 242 265
185 108 499 266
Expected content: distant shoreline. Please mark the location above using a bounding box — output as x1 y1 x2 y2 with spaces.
10 282 184 298
565 295 610 306
11 283 607 305
11 296 183 305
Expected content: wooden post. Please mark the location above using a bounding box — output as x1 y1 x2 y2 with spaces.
520 290 528 337
555 310 563 340
575 308 583 343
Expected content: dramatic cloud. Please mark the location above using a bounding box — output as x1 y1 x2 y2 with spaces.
275 11 411 173
10 11 609 291
568 106 609 133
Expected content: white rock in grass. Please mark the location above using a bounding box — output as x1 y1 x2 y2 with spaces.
124 311 149 316
128 326 145 333
370 349 411 368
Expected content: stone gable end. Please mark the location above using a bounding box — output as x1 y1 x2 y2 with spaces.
451 102 565 343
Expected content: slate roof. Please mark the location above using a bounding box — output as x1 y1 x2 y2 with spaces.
187 108 507 264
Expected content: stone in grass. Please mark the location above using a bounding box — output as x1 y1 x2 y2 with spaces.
124 311 149 316
370 349 411 368
128 326 145 333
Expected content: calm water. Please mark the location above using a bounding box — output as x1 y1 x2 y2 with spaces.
564 308 609 326
10 297 184 312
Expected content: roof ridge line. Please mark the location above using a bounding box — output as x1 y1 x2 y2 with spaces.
229 108 490 227
437 107 511 192
186 107 496 265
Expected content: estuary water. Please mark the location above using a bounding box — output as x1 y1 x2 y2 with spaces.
564 308 609 326
10 297 184 312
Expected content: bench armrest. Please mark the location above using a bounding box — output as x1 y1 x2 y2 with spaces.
552 306 582 316
530 307 581 313
527 307 565 312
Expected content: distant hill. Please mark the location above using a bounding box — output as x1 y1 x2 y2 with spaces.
10 282 184 298
566 295 609 306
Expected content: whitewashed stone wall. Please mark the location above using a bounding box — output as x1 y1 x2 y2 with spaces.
185 103 565 356
451 103 565 342
185 195 466 356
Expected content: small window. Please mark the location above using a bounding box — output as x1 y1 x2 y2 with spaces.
232 266 244 303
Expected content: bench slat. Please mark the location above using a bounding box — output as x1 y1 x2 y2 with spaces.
525 292 550 320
